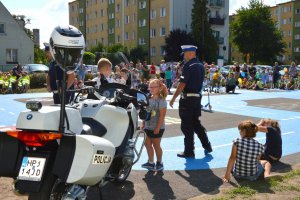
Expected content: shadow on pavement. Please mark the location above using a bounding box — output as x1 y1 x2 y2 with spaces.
175 155 223 195
143 171 176 200
87 181 135 200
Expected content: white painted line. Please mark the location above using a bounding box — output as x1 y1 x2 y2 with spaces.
163 131 295 152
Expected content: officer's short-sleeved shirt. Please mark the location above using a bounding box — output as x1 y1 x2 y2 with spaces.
48 60 64 91
179 58 204 93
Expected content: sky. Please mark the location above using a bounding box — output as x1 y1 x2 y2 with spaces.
0 0 289 48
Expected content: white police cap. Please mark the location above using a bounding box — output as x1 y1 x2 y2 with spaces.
181 45 197 52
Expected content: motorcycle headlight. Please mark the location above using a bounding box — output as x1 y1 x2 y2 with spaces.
26 101 42 111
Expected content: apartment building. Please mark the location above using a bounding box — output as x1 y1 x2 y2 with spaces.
69 0 229 64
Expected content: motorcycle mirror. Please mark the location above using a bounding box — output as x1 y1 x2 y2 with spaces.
136 91 148 106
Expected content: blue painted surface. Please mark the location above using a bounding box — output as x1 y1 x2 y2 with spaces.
0 90 299 171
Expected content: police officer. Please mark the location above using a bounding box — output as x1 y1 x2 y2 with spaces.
45 45 75 104
170 45 212 158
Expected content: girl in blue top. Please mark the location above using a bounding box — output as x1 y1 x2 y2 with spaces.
141 79 168 171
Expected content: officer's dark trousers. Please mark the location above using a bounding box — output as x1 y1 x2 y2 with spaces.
179 97 211 155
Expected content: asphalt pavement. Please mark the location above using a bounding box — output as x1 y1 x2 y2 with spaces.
0 88 300 199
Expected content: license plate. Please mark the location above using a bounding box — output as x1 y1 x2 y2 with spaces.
18 157 46 181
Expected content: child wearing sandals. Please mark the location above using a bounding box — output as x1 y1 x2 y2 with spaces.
141 79 168 171
223 120 264 183
257 119 282 178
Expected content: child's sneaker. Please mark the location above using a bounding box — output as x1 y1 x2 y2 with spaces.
141 161 155 170
155 162 164 171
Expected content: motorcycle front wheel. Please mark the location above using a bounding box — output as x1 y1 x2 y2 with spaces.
113 166 132 183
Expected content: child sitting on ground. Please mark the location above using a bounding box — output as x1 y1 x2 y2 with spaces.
223 120 264 182
257 119 282 178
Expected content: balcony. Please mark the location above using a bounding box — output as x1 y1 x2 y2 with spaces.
208 0 225 8
209 17 225 25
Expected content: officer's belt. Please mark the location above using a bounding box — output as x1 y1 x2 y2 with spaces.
181 93 200 98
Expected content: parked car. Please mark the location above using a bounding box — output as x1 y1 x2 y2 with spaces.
86 65 98 76
22 64 49 74
254 65 273 72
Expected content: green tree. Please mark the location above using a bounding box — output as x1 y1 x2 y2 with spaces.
129 46 148 63
191 0 218 62
231 0 285 64
83 52 96 65
164 29 195 62
34 45 48 64
90 43 105 54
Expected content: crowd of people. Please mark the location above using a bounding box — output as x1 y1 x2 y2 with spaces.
0 64 30 94
203 61 299 93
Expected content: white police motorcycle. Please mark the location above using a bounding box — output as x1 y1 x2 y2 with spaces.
0 25 148 200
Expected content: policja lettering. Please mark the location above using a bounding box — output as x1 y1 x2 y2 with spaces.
92 154 112 164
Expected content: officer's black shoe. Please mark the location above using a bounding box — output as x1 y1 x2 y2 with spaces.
177 152 195 158
204 143 213 155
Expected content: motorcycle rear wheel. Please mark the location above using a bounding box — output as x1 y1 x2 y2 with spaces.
28 173 69 200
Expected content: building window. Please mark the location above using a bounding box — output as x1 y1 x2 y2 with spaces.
150 9 156 19
150 28 156 38
288 42 292 48
116 19 121 28
125 0 129 7
109 13 114 19
132 13 136 22
100 23 104 31
282 19 286 25
139 1 146 9
6 49 18 64
132 31 135 40
86 27 89 34
108 0 115 4
296 9 300 14
79 8 84 13
95 11 98 18
295 34 300 39
116 35 120 43
139 19 146 27
125 32 129 40
160 7 166 17
294 47 300 52
150 47 156 56
295 22 300 27
139 38 145 45
160 46 165 56
101 9 104 17
160 27 166 36
116 4 120 12
288 30 291 36
0 23 5 34
79 20 84 26
94 25 98 33
125 15 130 24
109 28 114 34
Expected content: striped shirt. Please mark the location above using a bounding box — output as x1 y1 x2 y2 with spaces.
233 138 264 177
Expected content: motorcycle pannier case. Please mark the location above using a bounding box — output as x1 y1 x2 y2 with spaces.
53 135 115 186
0 132 24 177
